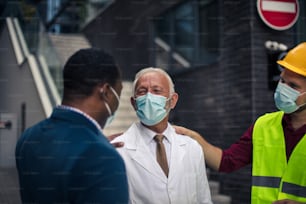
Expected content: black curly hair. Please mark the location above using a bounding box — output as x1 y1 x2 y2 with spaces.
62 48 121 100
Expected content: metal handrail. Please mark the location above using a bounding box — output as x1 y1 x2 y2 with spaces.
154 37 191 69
6 17 60 117
6 18 25 65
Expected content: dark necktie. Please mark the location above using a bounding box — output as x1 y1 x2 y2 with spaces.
154 134 169 177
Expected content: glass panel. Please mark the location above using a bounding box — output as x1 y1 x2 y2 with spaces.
85 0 112 25
4 1 63 95
35 0 112 33
198 0 219 63
174 1 195 61
155 40 171 70
155 13 172 45
36 23 63 94
153 0 220 71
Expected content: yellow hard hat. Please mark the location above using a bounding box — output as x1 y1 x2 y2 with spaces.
277 42 306 77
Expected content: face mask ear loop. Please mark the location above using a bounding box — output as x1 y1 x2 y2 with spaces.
100 88 112 116
296 91 306 109
298 91 306 99
298 103 306 109
133 96 138 110
165 93 174 110
104 102 112 116
110 86 120 102
297 91 306 110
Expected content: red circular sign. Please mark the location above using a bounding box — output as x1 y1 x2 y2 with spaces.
257 0 299 31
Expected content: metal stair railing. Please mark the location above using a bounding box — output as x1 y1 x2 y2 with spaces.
6 17 61 117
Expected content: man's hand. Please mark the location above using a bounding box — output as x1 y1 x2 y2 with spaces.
173 125 201 139
273 199 306 204
173 125 222 171
107 133 124 148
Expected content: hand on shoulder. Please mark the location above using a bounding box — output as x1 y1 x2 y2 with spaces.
107 132 124 148
173 125 203 140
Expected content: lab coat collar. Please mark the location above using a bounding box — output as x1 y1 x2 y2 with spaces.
137 122 173 145
123 122 187 183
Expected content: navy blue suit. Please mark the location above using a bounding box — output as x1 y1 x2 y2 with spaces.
16 107 129 204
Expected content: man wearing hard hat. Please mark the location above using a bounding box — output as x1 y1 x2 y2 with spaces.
175 42 306 204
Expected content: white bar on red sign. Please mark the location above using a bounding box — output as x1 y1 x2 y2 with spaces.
262 0 296 13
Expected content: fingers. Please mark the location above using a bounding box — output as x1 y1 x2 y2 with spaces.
111 141 124 148
173 125 200 139
107 132 123 141
173 125 188 135
107 132 124 148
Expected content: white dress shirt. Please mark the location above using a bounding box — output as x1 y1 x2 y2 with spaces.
138 123 172 166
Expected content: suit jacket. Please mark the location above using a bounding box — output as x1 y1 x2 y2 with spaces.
15 107 129 204
113 122 212 204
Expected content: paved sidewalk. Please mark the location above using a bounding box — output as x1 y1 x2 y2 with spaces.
0 167 21 204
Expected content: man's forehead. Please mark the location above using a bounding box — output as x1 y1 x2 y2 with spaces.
138 72 166 81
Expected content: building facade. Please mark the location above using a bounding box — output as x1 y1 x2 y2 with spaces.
2 0 304 203
83 1 306 203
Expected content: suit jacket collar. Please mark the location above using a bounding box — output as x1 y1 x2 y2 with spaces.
50 107 102 136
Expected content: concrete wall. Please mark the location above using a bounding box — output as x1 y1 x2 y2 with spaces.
0 20 46 139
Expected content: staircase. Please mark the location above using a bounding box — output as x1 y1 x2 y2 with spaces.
209 180 232 204
103 81 138 136
48 33 91 66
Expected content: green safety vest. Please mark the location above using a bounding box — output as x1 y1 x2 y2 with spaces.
252 111 306 204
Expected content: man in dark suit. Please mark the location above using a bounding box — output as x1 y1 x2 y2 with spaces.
15 48 129 203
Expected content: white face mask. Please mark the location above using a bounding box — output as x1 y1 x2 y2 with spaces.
103 86 120 128
274 82 306 113
135 92 170 126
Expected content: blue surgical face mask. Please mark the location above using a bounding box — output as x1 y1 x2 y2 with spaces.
135 92 170 126
104 86 120 128
274 82 303 113
104 111 117 128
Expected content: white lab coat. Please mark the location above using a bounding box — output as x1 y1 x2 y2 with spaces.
113 122 212 204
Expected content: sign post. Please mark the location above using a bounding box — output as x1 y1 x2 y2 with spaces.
257 0 299 31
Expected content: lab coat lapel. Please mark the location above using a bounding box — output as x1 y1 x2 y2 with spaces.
168 135 187 179
125 124 167 183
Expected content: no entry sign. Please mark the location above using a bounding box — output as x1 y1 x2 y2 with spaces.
257 0 299 31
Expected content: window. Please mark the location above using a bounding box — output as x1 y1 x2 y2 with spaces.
198 0 219 62
154 0 220 71
174 1 195 61
296 1 306 42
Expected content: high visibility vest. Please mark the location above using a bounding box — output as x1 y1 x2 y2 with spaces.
252 111 306 204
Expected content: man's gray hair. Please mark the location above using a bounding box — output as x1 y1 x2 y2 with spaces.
132 67 175 96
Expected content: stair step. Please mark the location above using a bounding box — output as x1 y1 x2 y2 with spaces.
48 34 91 66
209 181 220 195
103 81 138 135
212 195 231 204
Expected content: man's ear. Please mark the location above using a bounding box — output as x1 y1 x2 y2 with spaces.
169 93 179 109
99 83 110 100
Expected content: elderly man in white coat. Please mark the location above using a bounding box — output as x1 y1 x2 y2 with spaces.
112 67 212 204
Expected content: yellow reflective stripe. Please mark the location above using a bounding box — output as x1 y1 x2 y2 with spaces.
252 176 281 188
282 182 306 198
